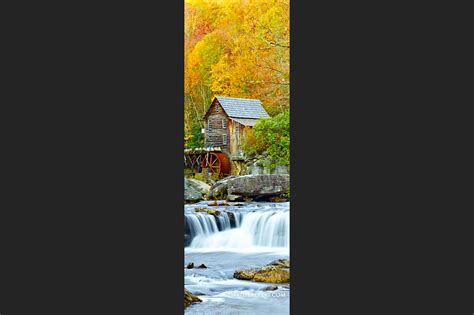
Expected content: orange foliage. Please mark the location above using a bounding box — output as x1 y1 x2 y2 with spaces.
185 0 289 131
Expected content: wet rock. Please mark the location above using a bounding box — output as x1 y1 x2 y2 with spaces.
281 284 290 289
234 265 290 283
184 288 201 308
194 207 220 216
233 268 258 280
208 175 289 199
197 264 207 269
261 285 278 291
207 201 230 206
267 259 290 269
186 262 194 269
252 266 290 283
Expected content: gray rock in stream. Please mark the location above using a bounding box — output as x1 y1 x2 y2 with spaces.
261 285 278 291
208 175 289 200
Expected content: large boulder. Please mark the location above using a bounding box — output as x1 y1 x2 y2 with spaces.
228 175 289 197
184 178 203 202
233 268 258 280
187 178 211 195
208 175 289 200
252 266 290 283
207 176 237 199
234 265 290 283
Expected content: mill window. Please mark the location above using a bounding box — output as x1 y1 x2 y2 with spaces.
222 134 228 145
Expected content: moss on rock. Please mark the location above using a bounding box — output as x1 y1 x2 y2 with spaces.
252 266 290 283
233 268 258 280
194 207 220 216
234 265 290 283
184 288 201 308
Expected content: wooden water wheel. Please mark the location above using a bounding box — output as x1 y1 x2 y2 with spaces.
201 152 231 176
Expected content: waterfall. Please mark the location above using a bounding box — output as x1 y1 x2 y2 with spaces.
216 213 231 230
185 213 220 236
241 211 289 247
184 212 238 246
187 210 289 249
233 212 242 228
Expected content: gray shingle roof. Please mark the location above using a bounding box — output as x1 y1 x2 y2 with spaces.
215 96 269 119
230 117 259 126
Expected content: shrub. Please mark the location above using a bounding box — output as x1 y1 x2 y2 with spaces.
243 110 290 168
185 124 204 148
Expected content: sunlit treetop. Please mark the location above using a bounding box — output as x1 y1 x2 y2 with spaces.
184 0 289 134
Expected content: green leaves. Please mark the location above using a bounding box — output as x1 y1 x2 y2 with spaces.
185 124 205 148
243 110 290 167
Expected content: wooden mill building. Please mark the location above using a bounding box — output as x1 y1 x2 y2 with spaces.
203 96 269 158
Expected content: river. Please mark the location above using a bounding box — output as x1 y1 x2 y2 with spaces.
184 201 290 315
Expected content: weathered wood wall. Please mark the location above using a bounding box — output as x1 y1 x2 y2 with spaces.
229 120 238 155
229 120 249 156
204 100 230 151
204 99 253 157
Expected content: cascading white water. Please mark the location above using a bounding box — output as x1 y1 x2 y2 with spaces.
189 210 289 249
185 203 290 315
216 212 231 230
234 212 242 228
186 213 220 236
243 211 289 247
185 211 239 242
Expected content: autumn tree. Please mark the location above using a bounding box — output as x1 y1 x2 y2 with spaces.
184 0 289 145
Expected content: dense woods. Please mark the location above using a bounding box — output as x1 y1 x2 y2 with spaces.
185 0 290 150
243 110 290 168
185 2 290 312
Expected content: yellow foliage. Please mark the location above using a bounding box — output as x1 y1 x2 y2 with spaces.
185 0 290 131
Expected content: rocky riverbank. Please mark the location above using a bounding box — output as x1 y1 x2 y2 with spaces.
185 174 289 203
185 201 289 314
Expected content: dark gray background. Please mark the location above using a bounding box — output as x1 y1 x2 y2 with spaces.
0 0 471 314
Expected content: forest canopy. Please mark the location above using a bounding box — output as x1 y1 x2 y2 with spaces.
185 0 290 143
